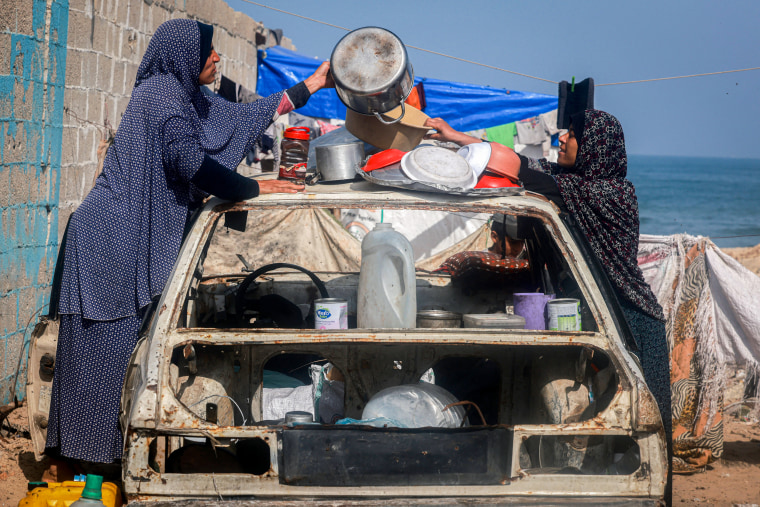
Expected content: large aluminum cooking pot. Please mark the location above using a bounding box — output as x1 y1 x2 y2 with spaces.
330 27 414 125
308 141 365 184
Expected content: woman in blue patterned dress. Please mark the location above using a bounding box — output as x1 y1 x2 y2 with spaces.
44 18 332 473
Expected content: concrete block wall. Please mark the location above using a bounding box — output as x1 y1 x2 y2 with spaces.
0 0 294 405
0 0 68 405
59 0 294 225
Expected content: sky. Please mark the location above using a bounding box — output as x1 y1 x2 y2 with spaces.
229 0 760 159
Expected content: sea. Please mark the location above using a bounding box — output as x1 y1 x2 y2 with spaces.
627 155 760 249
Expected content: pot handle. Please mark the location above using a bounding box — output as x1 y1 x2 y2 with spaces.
305 172 320 186
374 102 405 125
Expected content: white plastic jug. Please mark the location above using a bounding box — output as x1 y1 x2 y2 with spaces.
357 223 416 328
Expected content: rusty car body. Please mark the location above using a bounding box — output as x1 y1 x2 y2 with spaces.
30 176 668 505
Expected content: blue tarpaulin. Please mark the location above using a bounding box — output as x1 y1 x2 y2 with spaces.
257 46 557 132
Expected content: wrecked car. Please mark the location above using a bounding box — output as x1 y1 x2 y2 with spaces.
28 177 668 505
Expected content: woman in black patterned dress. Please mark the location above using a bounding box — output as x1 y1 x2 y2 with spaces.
426 111 672 489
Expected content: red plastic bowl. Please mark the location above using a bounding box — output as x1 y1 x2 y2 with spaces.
474 173 521 189
362 149 407 172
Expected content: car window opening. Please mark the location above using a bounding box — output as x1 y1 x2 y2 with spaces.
160 340 622 477
179 208 598 333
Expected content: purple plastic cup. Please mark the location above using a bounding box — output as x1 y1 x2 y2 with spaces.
513 293 556 330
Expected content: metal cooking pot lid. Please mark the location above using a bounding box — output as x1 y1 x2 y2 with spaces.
331 27 408 93
417 310 463 320
400 146 477 189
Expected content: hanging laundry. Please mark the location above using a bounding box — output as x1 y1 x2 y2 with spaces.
318 120 341 136
515 117 547 145
217 75 263 165
513 142 543 159
218 75 237 102
538 109 559 136
557 77 594 129
486 122 516 149
270 28 283 45
237 85 258 104
217 74 258 104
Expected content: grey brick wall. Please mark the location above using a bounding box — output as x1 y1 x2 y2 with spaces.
0 0 293 405
0 0 68 406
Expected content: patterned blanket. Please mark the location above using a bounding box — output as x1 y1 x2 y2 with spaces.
433 251 529 278
638 235 760 473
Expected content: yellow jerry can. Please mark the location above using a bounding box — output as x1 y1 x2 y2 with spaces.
18 480 122 507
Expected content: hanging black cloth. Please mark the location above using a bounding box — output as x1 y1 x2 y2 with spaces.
218 75 238 103
557 77 594 129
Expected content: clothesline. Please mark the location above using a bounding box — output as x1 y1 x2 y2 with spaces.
236 0 760 87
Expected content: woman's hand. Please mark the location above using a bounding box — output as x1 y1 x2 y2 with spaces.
258 179 304 194
424 117 480 146
424 118 456 142
304 62 335 94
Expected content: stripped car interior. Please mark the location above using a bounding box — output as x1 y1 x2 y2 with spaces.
32 180 667 505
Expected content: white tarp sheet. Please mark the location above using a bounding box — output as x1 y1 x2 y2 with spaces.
340 209 489 262
706 246 760 366
638 233 760 367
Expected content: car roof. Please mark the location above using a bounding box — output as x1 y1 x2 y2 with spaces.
208 175 559 215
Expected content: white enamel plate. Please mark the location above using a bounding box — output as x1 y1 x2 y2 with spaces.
400 146 477 189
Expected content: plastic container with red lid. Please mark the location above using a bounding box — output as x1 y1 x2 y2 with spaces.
280 127 311 181
283 126 310 140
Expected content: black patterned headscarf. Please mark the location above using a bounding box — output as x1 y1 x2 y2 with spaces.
529 110 663 320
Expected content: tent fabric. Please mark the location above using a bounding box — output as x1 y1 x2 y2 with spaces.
257 46 557 131
638 234 760 473
416 223 491 272
205 208 494 277
205 208 362 274
339 209 489 262
257 47 348 121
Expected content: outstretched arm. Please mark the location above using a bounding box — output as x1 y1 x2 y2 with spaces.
424 117 482 146
304 61 334 94
191 155 303 199
278 61 335 115
424 117 521 180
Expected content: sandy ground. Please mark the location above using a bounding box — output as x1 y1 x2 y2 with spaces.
724 244 760 276
2 246 759 506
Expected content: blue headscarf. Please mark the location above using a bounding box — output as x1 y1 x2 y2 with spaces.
197 22 214 69
59 19 283 319
134 18 282 170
